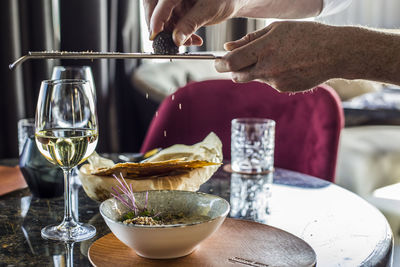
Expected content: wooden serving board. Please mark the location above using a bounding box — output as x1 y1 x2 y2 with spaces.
89 218 316 267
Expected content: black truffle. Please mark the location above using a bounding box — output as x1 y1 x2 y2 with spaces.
152 31 179 55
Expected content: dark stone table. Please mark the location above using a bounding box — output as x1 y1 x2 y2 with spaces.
0 166 393 266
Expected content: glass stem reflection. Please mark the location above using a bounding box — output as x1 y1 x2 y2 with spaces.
65 241 74 267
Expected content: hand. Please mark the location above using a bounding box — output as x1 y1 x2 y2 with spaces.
143 0 244 46
215 21 343 92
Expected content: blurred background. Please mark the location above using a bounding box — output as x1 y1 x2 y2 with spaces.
1 0 400 159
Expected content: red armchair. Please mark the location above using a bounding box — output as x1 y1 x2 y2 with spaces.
141 80 344 182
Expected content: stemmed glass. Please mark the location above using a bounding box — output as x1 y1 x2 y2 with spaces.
35 79 98 241
51 66 96 102
51 65 97 221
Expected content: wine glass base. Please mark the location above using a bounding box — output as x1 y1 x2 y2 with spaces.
41 223 96 242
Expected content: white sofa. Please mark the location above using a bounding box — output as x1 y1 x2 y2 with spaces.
336 126 400 197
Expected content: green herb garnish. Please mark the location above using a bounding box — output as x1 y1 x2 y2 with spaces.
111 173 161 221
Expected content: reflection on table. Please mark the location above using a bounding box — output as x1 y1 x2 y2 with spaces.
0 165 393 266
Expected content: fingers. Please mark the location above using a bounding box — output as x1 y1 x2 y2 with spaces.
214 28 270 86
150 0 181 40
172 2 214 46
215 27 272 72
143 0 158 31
215 45 258 73
183 34 203 46
224 26 271 51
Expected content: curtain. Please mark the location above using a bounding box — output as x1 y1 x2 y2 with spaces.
0 0 142 159
0 0 56 159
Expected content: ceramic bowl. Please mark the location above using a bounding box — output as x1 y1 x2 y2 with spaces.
99 190 230 259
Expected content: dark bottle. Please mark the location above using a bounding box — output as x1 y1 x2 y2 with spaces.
19 135 64 198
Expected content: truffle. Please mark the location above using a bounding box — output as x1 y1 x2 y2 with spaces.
152 31 179 55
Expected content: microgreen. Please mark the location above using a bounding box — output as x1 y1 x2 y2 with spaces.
111 173 161 219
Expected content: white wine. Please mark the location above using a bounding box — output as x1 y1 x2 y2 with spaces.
35 128 98 168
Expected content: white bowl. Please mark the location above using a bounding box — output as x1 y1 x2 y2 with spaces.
99 190 230 259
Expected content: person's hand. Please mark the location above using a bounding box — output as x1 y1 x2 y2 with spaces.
143 0 245 46
215 21 344 92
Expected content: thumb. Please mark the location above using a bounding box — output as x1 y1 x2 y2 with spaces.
172 4 212 46
224 26 271 51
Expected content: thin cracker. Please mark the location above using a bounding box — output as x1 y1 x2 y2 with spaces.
91 158 221 179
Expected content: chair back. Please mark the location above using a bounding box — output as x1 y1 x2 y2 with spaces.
141 80 344 182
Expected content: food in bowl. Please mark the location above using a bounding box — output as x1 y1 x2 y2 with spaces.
110 174 215 227
99 190 230 259
121 210 210 226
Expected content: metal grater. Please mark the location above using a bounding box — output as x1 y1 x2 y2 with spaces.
9 51 222 70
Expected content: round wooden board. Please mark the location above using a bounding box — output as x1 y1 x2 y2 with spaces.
89 218 316 267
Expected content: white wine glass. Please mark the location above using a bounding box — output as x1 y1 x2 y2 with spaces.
51 65 97 222
51 66 96 102
35 79 98 241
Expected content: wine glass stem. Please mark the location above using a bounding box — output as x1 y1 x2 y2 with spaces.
62 168 76 226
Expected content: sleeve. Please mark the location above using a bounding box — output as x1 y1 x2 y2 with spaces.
318 0 352 17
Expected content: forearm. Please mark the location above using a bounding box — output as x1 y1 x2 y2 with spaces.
333 26 400 85
235 0 323 19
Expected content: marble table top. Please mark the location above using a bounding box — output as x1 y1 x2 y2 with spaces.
0 165 393 266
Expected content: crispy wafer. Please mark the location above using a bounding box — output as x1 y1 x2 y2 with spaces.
91 158 221 179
